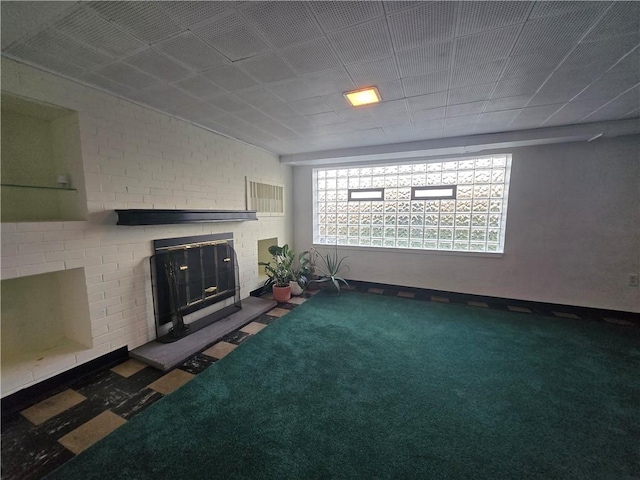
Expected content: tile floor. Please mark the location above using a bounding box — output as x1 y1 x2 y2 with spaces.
2 284 637 480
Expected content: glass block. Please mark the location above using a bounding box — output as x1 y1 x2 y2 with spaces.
384 214 397 225
347 214 358 224
442 172 457 184
398 201 411 212
411 215 424 226
411 201 425 213
488 215 501 228
457 185 473 198
326 203 336 214
397 227 409 238
318 191 326 201
491 185 504 198
372 238 383 246
349 177 360 188
337 202 348 213
426 201 440 212
441 200 455 212
454 242 469 251
337 237 347 245
384 238 396 247
337 214 347 224
327 225 337 235
425 214 439 226
457 200 472 212
491 169 505 183
348 202 360 213
487 229 500 242
385 175 398 187
384 165 398 174
455 229 469 240
317 236 326 243
327 191 337 201
385 189 398 201
398 188 411 200
398 215 410 225
399 164 413 174
397 239 409 248
412 174 427 186
326 170 336 177
360 214 371 225
475 170 491 183
317 179 326 190
458 171 473 184
337 169 348 177
487 244 499 252
360 226 371 237
373 176 385 188
455 214 470 226
396 175 411 187
471 215 487 227
337 226 347 236
469 243 485 251
475 157 492 168
410 240 423 249
361 202 371 213
327 214 337 223
473 200 488 212
442 161 458 171
459 160 474 169
337 190 348 201
360 177 372 188
492 156 507 167
373 166 386 175
427 162 442 172
489 200 502 213
360 167 373 175
318 204 327 214
348 168 360 176
473 185 490 198
326 178 337 189
319 214 326 223
440 214 454 226
384 227 396 237
372 214 383 224
372 226 383 237
372 202 384 213
337 178 348 189
412 163 427 173
317 170 326 179
319 225 326 235
438 241 453 250
427 173 442 185
471 229 486 241
424 241 437 249
425 228 438 239
384 202 397 213
361 237 371 246
410 227 423 238
439 228 453 240
348 226 359 236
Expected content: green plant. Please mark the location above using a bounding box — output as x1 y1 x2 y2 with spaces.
259 244 295 288
314 247 349 294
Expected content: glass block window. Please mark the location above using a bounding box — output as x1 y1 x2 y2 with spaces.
313 155 511 253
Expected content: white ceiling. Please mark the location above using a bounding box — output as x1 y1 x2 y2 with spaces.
2 1 639 156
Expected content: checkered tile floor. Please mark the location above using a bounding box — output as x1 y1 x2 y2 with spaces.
1 284 636 480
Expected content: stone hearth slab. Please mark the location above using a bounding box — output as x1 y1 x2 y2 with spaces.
130 296 276 371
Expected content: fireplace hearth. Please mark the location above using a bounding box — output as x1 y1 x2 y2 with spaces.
151 233 241 343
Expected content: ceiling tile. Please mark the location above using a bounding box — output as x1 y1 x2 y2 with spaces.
172 75 227 99
561 34 640 72
123 48 193 83
492 75 548 98
310 1 383 32
451 59 506 89
55 7 145 56
411 107 446 123
86 2 182 43
241 1 322 48
279 37 341 75
484 95 532 112
446 101 487 118
396 41 452 77
581 85 640 122
477 109 522 125
406 91 448 112
306 111 342 126
510 104 564 127
80 73 137 97
501 48 572 80
584 2 640 41
260 102 298 119
96 62 161 89
402 70 449 96
192 10 270 61
289 97 333 116
236 52 297 84
201 64 259 91
141 83 199 106
23 29 112 70
329 18 393 64
529 1 607 19
448 84 495 105
542 99 607 126
234 87 283 109
346 56 399 87
454 25 520 67
457 1 532 35
155 32 228 72
388 1 456 52
6 44 86 77
266 79 317 102
156 1 231 27
276 115 312 130
366 98 408 117
303 68 356 95
206 94 251 113
441 125 476 138
575 68 640 104
376 79 406 101
126 90 173 110
444 114 480 128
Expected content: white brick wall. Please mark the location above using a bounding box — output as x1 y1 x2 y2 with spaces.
1 58 293 396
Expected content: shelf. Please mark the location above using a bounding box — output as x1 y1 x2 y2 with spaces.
1 183 77 192
116 209 258 226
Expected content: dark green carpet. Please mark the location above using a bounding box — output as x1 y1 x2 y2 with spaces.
47 292 640 480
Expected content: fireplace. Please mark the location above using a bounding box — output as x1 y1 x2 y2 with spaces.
150 233 241 343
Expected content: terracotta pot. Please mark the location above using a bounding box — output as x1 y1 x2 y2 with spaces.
272 285 292 303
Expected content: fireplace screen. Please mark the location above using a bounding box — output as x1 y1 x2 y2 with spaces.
150 233 241 343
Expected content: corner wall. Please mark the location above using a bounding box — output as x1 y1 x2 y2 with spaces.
1 58 293 396
293 136 640 313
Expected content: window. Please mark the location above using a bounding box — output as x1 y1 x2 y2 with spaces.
313 155 511 253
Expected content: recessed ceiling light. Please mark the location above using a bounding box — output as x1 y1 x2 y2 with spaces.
343 87 381 107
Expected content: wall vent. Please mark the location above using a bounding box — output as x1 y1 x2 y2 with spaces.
246 178 284 215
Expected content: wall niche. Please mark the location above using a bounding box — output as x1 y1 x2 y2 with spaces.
1 93 87 222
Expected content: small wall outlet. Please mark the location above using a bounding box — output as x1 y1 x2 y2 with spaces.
629 274 639 287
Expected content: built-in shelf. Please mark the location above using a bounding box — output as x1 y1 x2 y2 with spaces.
116 209 258 226
1 183 78 192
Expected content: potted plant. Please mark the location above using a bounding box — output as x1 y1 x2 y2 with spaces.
314 248 349 294
259 244 295 303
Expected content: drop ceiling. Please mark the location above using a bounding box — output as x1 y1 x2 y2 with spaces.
1 1 639 156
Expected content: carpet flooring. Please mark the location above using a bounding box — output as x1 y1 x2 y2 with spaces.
44 290 640 480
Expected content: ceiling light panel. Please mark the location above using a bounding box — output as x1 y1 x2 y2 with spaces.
457 1 532 36
396 41 452 77
54 7 145 56
387 2 456 51
280 38 341 75
86 2 182 43
123 49 193 83
309 1 384 32
344 87 381 107
241 1 322 48
155 33 228 72
328 18 393 64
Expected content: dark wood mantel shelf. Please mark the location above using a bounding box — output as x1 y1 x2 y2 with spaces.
115 209 258 226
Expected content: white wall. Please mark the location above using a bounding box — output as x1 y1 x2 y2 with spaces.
293 136 640 313
1 58 293 395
